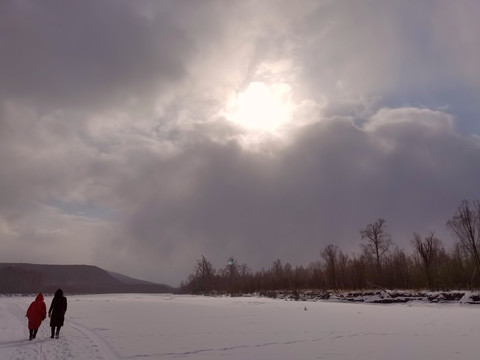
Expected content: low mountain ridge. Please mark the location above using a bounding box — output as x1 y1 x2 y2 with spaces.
107 270 158 285
0 263 174 294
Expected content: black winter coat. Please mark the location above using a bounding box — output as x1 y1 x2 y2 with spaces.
49 289 67 327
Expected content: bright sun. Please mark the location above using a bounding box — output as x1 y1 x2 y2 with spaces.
226 82 293 134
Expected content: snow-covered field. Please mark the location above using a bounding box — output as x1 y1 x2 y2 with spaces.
1 294 479 359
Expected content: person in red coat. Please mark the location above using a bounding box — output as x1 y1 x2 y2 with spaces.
26 293 47 340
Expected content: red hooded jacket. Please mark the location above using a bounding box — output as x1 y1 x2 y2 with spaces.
26 293 47 329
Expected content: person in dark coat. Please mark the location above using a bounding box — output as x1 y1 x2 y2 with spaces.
48 288 67 339
26 293 47 340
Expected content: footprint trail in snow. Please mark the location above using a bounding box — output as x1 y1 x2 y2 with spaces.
0 300 119 360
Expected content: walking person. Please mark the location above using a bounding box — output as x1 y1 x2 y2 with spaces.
26 293 47 340
48 288 67 339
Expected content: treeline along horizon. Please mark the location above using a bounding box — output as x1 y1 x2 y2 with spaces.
180 200 480 294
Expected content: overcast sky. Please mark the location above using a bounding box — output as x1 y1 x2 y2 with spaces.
1 0 479 286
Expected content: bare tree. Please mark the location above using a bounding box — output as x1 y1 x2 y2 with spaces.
337 250 349 289
224 257 240 278
177 203 480 294
360 218 392 270
270 259 283 289
221 257 241 294
237 262 252 292
186 255 216 293
349 253 367 290
308 261 326 289
447 200 480 276
321 244 339 289
283 262 293 289
384 248 411 289
412 231 442 289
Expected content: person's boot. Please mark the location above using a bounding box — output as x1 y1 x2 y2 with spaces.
55 329 60 339
51 328 54 339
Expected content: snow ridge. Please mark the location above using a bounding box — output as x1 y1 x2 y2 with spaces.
256 289 480 304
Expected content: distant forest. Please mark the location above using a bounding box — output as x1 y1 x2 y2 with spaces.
180 200 480 294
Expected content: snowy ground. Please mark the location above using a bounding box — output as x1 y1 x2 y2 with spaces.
1 294 479 359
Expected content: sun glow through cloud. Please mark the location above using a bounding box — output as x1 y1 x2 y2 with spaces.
226 82 294 134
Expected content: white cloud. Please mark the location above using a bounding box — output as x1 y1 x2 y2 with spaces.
365 108 454 133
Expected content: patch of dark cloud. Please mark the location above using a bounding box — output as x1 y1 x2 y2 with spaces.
115 109 480 283
0 0 197 111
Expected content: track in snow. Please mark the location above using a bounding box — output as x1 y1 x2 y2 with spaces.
0 299 120 360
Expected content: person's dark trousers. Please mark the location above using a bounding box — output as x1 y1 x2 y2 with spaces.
29 329 38 340
51 326 61 338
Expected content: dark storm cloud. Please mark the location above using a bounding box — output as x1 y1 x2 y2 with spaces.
1 0 479 285
0 0 204 110
118 109 480 282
